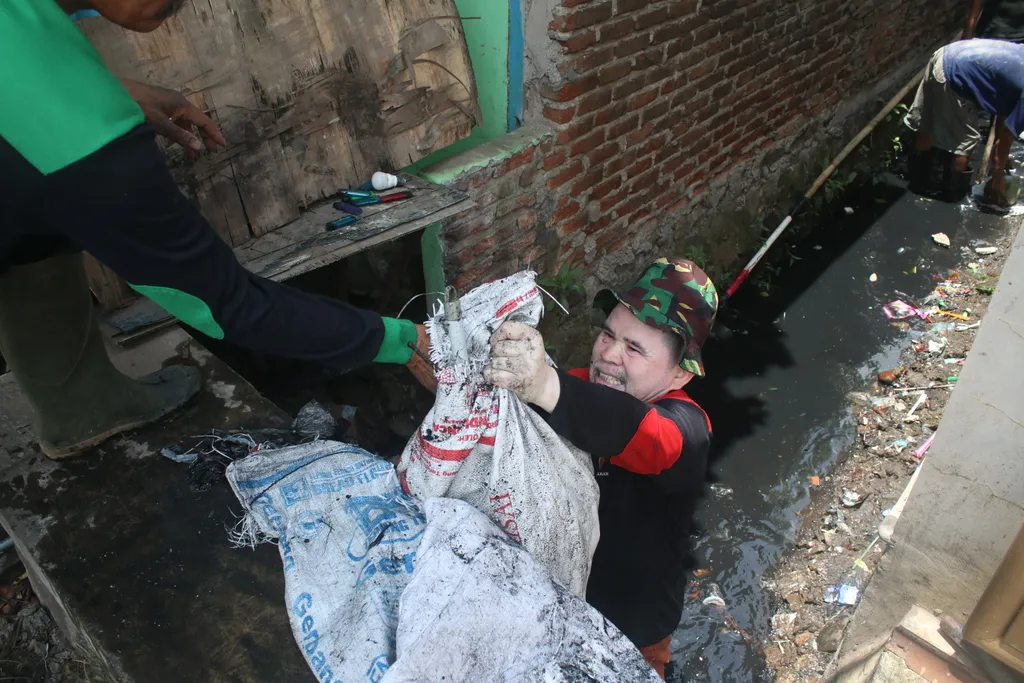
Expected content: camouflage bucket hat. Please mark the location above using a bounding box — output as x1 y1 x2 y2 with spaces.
594 257 719 377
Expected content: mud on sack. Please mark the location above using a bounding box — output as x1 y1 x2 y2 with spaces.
396 271 600 596
226 443 426 683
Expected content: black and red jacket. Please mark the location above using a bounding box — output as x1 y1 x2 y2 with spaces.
536 367 712 648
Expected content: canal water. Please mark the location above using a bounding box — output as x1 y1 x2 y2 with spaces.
672 174 1015 681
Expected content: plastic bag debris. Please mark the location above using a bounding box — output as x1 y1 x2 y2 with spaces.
883 300 927 320
869 273 878 282
931 233 951 247
823 585 859 605
162 400 338 492
709 483 734 498
975 246 998 255
841 489 864 507
809 476 821 486
702 582 726 607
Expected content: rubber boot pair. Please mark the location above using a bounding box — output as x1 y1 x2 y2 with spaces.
907 148 972 203
0 253 201 459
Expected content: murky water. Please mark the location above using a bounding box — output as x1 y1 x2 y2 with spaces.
671 174 1013 681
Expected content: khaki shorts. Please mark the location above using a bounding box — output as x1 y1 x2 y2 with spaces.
904 47 982 157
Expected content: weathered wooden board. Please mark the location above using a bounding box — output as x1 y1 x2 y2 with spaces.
78 0 479 246
235 174 472 281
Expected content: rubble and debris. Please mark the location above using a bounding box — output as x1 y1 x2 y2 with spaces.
765 227 1012 682
702 582 727 607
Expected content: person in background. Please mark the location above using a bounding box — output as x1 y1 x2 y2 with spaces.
904 39 1024 209
962 0 1024 209
0 0 431 459
484 258 717 679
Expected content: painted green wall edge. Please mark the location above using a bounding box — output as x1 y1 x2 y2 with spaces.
404 0 510 174
420 223 446 313
417 124 553 185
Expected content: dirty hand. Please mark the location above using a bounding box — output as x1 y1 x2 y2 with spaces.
406 324 438 394
120 78 226 155
484 321 560 412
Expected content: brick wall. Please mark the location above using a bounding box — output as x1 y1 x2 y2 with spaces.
438 0 961 294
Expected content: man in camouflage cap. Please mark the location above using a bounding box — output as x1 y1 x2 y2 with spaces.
485 257 717 679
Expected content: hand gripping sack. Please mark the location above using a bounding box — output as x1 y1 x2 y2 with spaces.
396 271 600 596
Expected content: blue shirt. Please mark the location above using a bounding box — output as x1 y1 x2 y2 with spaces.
943 39 1024 138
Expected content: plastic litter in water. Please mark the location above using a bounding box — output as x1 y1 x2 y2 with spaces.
823 585 859 605
841 489 864 507
808 476 821 486
932 233 951 247
702 582 726 608
883 300 927 320
975 246 998 255
869 273 878 282
844 207 854 215
709 483 734 498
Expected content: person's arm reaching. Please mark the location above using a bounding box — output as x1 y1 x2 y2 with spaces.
963 0 984 39
119 78 226 155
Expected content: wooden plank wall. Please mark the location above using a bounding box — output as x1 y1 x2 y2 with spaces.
77 0 479 307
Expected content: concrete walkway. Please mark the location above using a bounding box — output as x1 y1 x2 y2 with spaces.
833 217 1024 680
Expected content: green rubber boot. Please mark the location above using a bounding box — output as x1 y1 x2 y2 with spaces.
0 253 201 459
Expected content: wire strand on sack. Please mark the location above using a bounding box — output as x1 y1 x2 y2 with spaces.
535 283 570 315
397 292 445 319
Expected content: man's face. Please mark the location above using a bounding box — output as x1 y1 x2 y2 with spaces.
589 304 693 403
92 0 185 32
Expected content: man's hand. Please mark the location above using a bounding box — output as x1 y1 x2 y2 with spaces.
484 321 560 412
120 78 226 155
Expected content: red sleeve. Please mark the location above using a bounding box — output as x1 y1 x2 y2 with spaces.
609 409 685 475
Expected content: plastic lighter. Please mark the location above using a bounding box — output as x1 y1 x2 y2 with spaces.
325 215 358 231
378 190 414 203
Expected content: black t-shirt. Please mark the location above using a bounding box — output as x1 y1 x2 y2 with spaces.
978 0 1024 43
538 368 711 647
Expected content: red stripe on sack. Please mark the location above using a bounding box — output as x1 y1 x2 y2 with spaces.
419 434 474 462
478 435 495 446
495 286 539 318
609 409 684 475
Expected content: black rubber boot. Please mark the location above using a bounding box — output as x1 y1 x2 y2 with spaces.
907 148 933 195
0 253 201 459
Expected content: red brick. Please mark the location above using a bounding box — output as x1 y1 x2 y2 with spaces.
694 22 720 42
556 114 596 144
569 128 607 157
562 0 594 7
550 201 582 224
570 165 605 195
637 132 667 157
625 156 654 179
627 87 658 111
578 87 613 115
543 104 576 124
599 60 633 84
610 112 640 137
517 209 539 230
543 149 568 171
584 215 613 236
519 165 538 188
635 5 669 29
615 0 650 14
574 46 616 73
605 148 637 175
561 30 599 52
556 214 588 238
667 0 699 17
495 192 536 219
591 174 623 200
594 100 628 125
539 73 601 102
589 142 620 166
550 2 613 31
626 121 655 147
641 99 670 125
501 147 536 175
644 65 673 86
547 159 584 189
612 74 646 99
599 16 635 41
614 33 652 59
600 186 630 212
